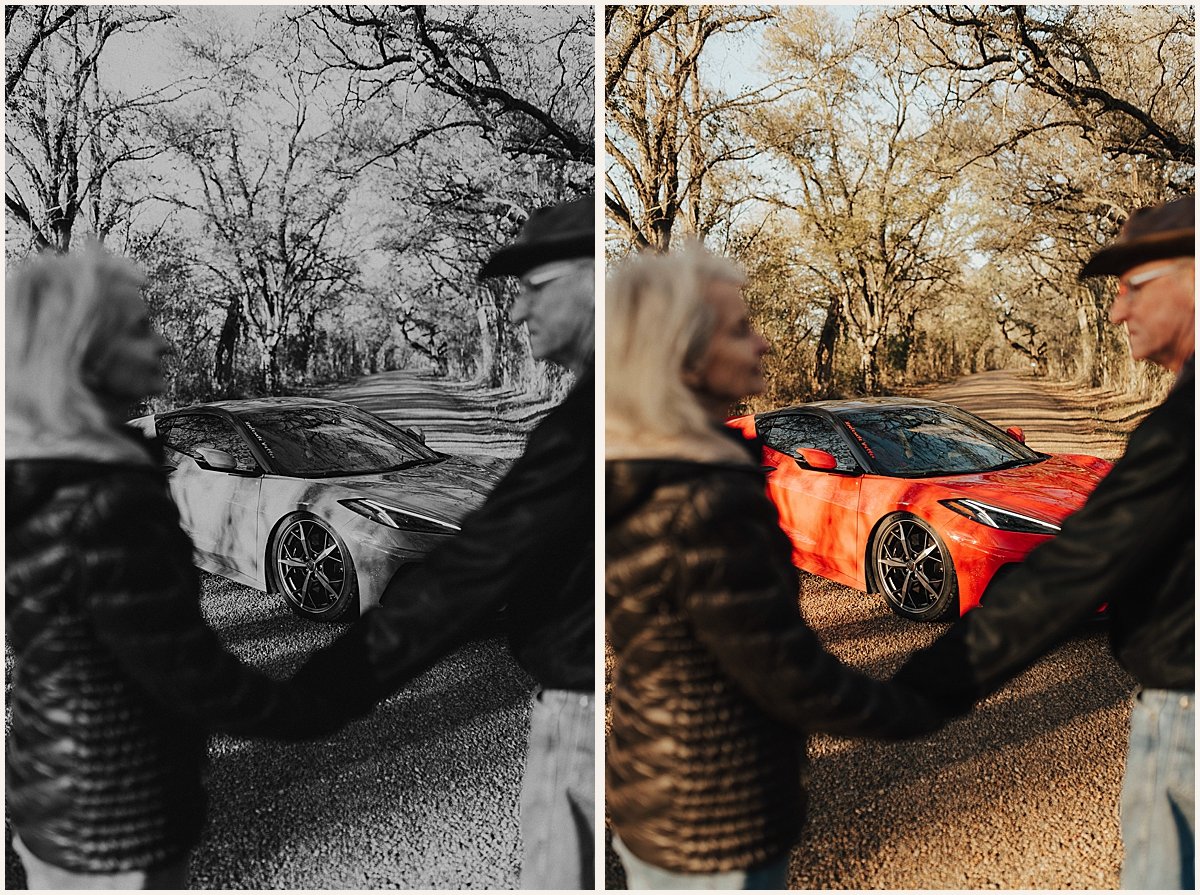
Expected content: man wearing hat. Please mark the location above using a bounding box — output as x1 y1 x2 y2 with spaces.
893 194 1194 889
295 194 596 887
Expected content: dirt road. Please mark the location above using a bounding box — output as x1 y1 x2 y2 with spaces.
921 368 1143 461
606 369 1148 889
325 370 559 460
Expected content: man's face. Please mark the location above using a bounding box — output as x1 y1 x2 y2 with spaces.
512 258 594 370
1109 258 1195 373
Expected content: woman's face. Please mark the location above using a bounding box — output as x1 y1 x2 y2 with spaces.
684 279 770 413
88 278 170 403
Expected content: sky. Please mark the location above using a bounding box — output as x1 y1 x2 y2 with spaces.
704 4 862 96
104 6 278 92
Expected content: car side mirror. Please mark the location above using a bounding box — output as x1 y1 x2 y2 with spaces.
794 448 838 471
1005 426 1026 444
399 425 426 444
195 447 238 472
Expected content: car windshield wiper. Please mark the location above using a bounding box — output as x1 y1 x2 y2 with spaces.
986 457 1038 472
379 457 444 472
293 455 446 477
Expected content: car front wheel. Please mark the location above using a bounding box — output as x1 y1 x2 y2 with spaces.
271 514 358 622
871 513 959 621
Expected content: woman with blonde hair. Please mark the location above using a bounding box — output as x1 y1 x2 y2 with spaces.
605 242 937 889
6 247 340 889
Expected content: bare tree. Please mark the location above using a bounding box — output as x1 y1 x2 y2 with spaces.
748 7 973 393
294 4 594 388
155 35 361 394
888 5 1194 387
5 4 82 97
5 5 176 251
728 5 1192 398
605 5 776 250
298 5 592 165
7 5 596 401
895 5 1195 165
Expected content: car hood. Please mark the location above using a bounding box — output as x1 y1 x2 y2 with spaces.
315 456 502 524
930 454 1110 523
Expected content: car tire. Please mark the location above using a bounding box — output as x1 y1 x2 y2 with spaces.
870 513 959 621
270 513 359 622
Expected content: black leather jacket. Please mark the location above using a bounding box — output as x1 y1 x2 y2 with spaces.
606 431 938 873
295 370 594 708
6 435 335 873
895 359 1194 710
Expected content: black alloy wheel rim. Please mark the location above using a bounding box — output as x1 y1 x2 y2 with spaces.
877 518 947 613
276 518 348 613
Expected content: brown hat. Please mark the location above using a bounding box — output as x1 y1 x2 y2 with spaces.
1079 194 1195 279
479 194 594 279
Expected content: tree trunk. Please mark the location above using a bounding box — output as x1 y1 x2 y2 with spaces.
860 334 882 394
813 297 841 396
475 284 501 387
261 334 283 394
213 299 242 391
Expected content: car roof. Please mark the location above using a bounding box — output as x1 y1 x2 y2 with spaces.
159 396 349 418
759 396 948 418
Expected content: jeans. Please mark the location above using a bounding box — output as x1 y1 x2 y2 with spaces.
1121 689 1194 889
612 834 790 890
518 688 595 889
11 833 188 890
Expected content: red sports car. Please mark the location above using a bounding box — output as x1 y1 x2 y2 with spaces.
727 398 1112 620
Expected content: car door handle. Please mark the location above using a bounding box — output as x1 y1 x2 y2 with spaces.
761 465 777 473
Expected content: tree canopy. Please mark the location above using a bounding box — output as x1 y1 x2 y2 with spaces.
6 4 595 405
605 4 1194 400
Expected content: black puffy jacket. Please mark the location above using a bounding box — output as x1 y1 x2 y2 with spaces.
6 435 335 873
605 432 937 874
894 359 1194 708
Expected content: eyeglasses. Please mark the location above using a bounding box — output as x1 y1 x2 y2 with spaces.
1114 263 1182 301
519 260 582 293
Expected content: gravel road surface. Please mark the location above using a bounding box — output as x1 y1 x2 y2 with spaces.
605 370 1146 889
4 578 537 890
190 582 536 889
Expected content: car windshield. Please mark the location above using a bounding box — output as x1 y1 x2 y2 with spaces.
240 405 441 477
837 405 1043 477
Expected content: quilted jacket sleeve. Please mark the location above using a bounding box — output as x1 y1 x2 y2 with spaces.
73 471 345 740
674 469 940 740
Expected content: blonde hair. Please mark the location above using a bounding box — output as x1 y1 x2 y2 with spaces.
6 246 153 465
606 241 748 461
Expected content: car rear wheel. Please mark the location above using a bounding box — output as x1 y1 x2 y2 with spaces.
271 514 358 622
871 513 958 621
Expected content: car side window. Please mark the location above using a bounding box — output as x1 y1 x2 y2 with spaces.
760 414 860 472
159 415 259 472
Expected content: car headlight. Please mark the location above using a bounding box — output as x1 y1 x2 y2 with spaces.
338 498 461 533
939 498 1060 534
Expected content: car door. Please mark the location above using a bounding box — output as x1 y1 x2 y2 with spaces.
758 413 865 589
157 413 264 586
